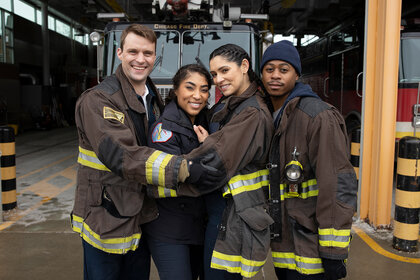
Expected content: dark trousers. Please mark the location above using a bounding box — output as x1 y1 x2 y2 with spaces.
203 191 242 280
82 239 150 280
146 237 203 280
275 268 325 280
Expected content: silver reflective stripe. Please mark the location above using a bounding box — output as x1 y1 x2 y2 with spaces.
229 173 268 191
152 152 168 185
81 226 139 250
72 216 140 253
280 184 286 197
272 252 324 274
301 180 318 194
272 256 324 270
211 255 262 275
319 234 350 243
277 179 318 200
222 185 230 197
78 151 105 166
163 187 173 197
71 216 83 232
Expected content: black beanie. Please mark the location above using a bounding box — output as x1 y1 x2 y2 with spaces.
260 40 301 76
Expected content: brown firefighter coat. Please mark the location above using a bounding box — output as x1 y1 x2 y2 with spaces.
71 65 185 254
268 82 358 275
186 82 275 278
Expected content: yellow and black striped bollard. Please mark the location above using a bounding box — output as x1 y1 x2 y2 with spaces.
350 128 361 181
393 136 420 252
0 126 17 211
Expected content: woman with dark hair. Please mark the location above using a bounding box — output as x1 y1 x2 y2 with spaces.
184 43 275 279
142 63 212 280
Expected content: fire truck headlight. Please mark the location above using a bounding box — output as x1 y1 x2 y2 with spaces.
90 31 101 43
285 164 302 182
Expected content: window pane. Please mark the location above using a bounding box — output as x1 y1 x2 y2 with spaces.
0 0 11 11
4 11 12 28
14 0 35 22
182 31 252 70
73 27 84 43
399 36 420 83
74 31 84 44
48 15 54 30
56 19 70 37
36 9 41 25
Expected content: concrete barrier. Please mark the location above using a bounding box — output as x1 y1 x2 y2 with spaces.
0 126 16 211
393 136 420 252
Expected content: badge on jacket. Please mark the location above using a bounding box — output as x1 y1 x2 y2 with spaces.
151 123 173 143
103 106 124 124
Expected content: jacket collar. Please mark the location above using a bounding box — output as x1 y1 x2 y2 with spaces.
212 81 259 123
274 82 320 128
161 100 207 136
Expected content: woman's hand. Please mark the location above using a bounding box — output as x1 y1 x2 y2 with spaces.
193 125 209 143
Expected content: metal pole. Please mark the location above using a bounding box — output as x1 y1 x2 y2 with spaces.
359 0 402 226
41 0 50 86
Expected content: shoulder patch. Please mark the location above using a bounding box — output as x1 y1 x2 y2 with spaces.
103 106 125 124
151 123 173 143
297 97 330 118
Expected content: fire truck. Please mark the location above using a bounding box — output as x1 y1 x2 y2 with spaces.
299 18 420 140
90 0 269 106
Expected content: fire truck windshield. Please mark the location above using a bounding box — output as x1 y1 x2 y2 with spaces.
181 31 254 71
103 29 255 79
399 34 420 83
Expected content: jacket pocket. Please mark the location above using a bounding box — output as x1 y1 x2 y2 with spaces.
238 205 274 231
87 180 103 207
287 202 318 233
288 207 319 257
213 203 272 274
102 184 144 217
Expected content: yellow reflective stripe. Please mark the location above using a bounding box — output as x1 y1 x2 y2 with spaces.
298 189 319 199
211 250 265 278
276 179 318 200
271 251 324 275
157 186 177 198
302 179 317 189
318 228 351 248
159 154 172 186
222 185 231 197
78 146 110 171
227 169 269 196
145 151 174 186
279 184 286 201
146 151 161 184
71 214 141 254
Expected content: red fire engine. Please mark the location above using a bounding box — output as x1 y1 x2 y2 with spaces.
299 18 420 140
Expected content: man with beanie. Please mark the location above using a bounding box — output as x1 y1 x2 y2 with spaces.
261 40 357 280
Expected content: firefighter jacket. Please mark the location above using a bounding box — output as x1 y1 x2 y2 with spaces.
268 82 358 275
186 82 275 278
142 99 206 244
71 65 186 254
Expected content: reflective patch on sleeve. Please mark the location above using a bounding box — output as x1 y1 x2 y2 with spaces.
103 106 125 124
151 123 173 143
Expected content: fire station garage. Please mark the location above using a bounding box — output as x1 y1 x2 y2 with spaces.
0 0 420 279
